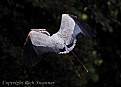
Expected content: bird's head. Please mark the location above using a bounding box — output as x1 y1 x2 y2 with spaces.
31 29 50 36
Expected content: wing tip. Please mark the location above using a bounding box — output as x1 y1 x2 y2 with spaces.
21 36 41 68
68 14 93 39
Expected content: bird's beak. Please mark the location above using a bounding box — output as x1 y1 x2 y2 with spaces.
31 29 42 32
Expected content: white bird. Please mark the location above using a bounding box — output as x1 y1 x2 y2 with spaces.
22 14 92 67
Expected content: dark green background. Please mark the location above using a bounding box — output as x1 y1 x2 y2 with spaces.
0 0 121 87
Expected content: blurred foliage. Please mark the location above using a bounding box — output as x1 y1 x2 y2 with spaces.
0 0 121 87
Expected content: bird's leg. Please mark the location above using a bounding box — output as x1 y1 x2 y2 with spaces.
71 51 88 73
67 54 81 78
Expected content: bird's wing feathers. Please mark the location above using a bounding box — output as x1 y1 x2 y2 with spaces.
57 14 92 46
22 32 60 67
54 14 92 54
57 14 82 46
69 14 92 38
22 36 41 67
30 31 60 54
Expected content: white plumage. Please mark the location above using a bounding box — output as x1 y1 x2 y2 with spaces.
22 14 92 67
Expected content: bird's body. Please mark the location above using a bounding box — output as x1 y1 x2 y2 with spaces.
22 14 92 67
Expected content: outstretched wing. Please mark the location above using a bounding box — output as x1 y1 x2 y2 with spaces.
57 14 92 46
30 31 60 54
22 31 60 67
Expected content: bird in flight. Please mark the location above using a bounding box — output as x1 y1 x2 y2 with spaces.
22 14 92 67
